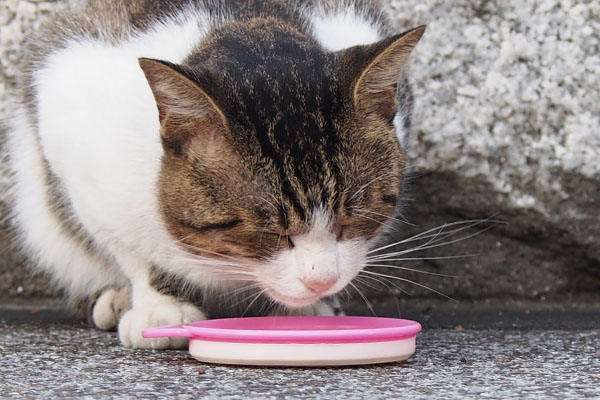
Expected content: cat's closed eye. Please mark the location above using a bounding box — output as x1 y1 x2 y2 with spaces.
176 218 242 234
260 234 295 250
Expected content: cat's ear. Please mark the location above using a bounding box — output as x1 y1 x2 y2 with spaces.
138 58 228 153
341 26 425 120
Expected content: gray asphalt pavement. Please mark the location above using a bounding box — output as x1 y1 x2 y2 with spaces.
1 307 599 399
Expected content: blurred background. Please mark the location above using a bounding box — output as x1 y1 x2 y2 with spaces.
1 0 598 320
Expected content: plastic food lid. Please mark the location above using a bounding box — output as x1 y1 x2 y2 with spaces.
143 316 422 344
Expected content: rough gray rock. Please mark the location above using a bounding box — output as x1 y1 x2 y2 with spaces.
0 0 598 302
379 0 600 300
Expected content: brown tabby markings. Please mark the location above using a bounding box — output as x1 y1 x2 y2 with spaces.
140 23 424 262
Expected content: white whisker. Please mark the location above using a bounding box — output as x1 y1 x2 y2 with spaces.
347 171 396 204
348 281 376 316
241 289 268 317
353 276 381 291
361 209 416 227
367 254 477 262
365 263 462 278
218 283 263 299
341 287 351 303
356 273 407 316
367 218 501 255
360 270 458 302
178 242 253 264
385 223 497 257
354 212 388 227
358 273 410 296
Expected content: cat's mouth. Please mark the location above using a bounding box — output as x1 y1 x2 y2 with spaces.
264 288 320 308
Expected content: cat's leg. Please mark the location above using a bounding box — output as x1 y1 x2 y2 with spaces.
272 297 345 317
299 297 345 316
91 286 132 330
112 249 205 349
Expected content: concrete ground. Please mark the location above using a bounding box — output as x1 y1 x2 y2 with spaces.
1 302 599 399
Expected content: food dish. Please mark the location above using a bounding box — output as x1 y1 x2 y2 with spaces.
143 316 422 367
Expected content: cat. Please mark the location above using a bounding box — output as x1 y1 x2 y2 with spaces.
5 0 424 349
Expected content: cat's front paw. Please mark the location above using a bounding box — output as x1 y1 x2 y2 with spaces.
118 301 205 349
92 287 132 330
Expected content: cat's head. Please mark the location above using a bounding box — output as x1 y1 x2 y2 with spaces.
140 26 425 308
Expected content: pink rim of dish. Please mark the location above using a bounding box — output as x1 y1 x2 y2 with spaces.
143 316 422 344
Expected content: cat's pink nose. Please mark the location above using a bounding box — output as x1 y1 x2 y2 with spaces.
303 276 338 293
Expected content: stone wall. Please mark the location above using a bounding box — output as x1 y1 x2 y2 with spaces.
387 0 600 301
1 0 598 303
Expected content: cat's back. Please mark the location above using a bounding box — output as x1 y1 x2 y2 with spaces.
23 0 389 57
21 0 391 141
86 0 388 33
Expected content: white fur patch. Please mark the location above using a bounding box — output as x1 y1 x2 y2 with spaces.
92 287 131 330
393 111 409 148
256 208 368 308
119 299 205 349
28 9 219 299
306 6 382 51
7 112 124 298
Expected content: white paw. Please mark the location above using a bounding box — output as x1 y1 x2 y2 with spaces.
92 287 132 330
118 301 205 349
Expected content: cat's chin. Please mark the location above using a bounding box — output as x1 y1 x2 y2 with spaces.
264 288 321 309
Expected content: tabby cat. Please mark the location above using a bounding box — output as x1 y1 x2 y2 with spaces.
6 0 424 348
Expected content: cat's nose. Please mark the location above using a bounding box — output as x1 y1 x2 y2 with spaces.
302 275 338 293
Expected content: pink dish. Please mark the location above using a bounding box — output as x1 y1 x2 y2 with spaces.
143 316 422 367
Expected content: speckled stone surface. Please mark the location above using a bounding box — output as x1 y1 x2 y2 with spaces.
1 317 599 399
